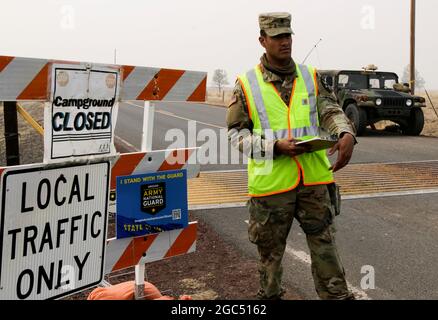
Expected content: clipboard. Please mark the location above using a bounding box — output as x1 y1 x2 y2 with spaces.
295 137 338 152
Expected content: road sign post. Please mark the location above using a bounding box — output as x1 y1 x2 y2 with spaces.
141 101 155 152
3 101 19 166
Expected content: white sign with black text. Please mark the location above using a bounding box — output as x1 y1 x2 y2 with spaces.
0 162 109 300
44 63 120 162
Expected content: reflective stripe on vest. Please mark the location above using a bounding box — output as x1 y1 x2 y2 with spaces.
273 127 319 140
247 69 271 131
298 64 319 128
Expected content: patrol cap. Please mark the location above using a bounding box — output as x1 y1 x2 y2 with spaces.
259 12 294 37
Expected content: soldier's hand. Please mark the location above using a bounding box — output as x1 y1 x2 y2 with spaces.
274 138 311 157
328 133 355 172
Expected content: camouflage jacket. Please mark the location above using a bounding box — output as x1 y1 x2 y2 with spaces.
226 61 356 159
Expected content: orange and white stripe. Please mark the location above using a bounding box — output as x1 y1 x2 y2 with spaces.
0 55 207 102
105 221 197 274
0 56 50 100
110 147 199 190
121 65 206 101
0 148 199 189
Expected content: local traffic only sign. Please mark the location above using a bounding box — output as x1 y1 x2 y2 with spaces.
0 162 109 300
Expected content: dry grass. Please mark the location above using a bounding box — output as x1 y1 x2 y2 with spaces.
420 91 438 137
206 87 233 107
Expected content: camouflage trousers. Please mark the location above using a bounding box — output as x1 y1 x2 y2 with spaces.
247 182 354 300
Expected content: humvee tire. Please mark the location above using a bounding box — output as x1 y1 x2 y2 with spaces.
345 103 367 136
402 108 424 136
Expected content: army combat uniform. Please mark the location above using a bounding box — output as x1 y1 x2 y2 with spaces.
226 13 356 300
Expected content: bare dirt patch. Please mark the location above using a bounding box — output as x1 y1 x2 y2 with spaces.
420 91 438 137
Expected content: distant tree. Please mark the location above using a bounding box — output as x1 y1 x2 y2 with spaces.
402 65 426 90
212 69 229 94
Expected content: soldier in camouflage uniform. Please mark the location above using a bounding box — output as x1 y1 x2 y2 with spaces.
226 12 357 300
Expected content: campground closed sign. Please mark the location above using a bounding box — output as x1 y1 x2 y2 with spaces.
0 162 109 300
44 64 121 162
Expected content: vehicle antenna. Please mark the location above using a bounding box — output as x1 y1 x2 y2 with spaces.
302 38 323 64
424 88 438 120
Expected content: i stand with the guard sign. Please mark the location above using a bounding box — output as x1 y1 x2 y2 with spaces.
116 169 188 239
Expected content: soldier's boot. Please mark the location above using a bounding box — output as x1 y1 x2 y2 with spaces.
306 224 354 300
256 287 287 300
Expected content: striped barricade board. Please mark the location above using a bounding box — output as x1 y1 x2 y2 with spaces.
105 222 197 274
0 55 207 102
110 148 199 190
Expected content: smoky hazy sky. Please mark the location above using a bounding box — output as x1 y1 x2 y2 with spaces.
1 0 437 89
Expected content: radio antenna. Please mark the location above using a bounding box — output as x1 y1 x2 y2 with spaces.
302 38 323 64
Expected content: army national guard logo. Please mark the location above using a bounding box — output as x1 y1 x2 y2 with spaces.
141 182 166 214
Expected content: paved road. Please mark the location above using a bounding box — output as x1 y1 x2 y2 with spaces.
115 101 438 300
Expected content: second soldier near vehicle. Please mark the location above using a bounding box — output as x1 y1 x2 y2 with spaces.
226 12 357 300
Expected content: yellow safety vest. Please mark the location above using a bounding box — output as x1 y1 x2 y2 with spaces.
238 64 334 197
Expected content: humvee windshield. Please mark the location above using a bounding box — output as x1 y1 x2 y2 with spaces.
337 72 398 90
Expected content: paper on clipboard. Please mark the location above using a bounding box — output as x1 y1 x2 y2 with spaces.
295 137 338 152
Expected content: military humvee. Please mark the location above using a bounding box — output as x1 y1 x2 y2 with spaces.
319 65 426 136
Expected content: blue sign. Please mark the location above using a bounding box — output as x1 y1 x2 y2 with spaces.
116 169 188 239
